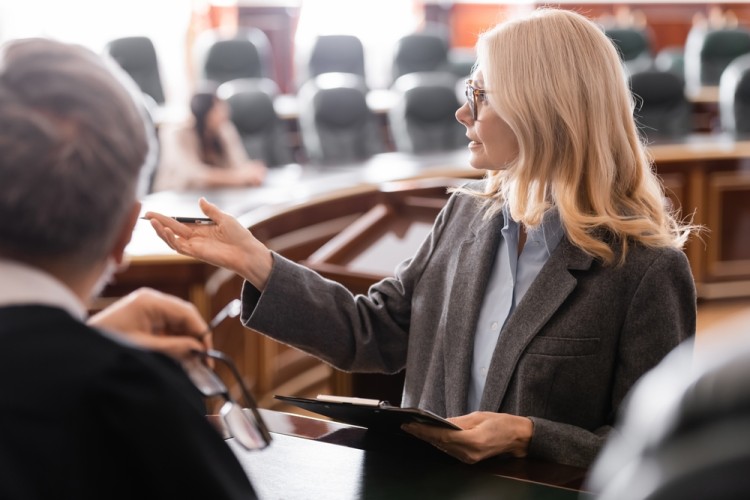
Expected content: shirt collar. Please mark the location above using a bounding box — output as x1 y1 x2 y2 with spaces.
502 204 565 256
0 258 87 321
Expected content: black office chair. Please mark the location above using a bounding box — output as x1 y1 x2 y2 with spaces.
195 28 272 85
391 30 450 83
297 73 385 164
388 71 467 154
655 46 685 79
297 34 366 88
218 78 293 167
685 26 750 93
719 53 750 135
104 36 166 105
630 69 692 139
447 47 477 80
605 27 653 74
586 337 750 500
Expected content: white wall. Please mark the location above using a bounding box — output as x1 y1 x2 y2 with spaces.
0 0 193 106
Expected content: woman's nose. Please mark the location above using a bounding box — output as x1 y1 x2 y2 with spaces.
456 101 471 126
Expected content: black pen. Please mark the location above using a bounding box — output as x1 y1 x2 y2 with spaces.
140 216 216 225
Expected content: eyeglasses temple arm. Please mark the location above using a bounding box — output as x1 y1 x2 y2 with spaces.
205 349 273 444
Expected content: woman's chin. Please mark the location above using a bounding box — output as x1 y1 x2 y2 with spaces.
467 151 490 171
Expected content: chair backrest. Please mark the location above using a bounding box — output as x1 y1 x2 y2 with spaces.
630 69 692 139
388 72 467 154
297 73 385 164
586 338 750 500
655 46 685 79
392 31 450 83
104 36 165 104
719 53 750 135
605 27 653 75
218 78 293 167
605 27 651 61
195 28 272 85
685 26 750 91
298 34 366 87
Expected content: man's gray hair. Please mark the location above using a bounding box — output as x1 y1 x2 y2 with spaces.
0 38 149 267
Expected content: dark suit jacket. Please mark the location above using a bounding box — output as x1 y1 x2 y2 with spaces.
242 183 696 468
0 305 256 500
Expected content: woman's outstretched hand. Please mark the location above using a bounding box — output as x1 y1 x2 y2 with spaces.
144 197 273 290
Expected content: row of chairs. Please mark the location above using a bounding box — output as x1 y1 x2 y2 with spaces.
108 27 750 171
631 54 750 139
604 23 750 93
295 28 470 90
220 58 750 169
104 27 472 108
217 71 467 167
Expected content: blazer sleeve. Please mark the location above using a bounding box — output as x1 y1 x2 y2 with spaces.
527 248 696 467
240 189 460 373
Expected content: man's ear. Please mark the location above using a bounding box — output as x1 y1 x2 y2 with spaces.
110 202 141 266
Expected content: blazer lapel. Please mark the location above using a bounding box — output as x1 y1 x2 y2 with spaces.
479 239 594 411
443 211 503 416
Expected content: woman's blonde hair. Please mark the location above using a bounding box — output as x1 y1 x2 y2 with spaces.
466 8 694 264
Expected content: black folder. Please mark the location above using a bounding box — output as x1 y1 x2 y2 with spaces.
275 394 461 434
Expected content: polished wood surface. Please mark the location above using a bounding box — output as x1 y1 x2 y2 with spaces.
223 409 587 499
649 134 750 299
648 133 750 162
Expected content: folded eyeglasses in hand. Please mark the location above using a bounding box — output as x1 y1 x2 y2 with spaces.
183 349 272 451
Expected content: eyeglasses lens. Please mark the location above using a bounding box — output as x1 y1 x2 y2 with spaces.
220 401 267 450
465 81 476 119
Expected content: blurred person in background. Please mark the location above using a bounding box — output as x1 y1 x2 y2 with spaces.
152 82 267 191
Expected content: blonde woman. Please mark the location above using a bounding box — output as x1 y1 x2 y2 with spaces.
147 9 696 468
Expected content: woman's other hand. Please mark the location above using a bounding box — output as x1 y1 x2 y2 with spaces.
401 412 533 464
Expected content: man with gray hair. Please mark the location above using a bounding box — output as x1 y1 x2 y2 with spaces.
0 38 257 499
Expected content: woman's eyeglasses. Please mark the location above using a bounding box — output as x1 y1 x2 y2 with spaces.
465 79 487 121
183 349 272 450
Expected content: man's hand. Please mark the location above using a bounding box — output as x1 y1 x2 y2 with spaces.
88 288 211 361
402 412 533 464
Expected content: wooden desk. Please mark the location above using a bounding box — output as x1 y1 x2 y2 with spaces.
686 85 719 105
225 409 587 499
648 133 750 300
649 133 750 162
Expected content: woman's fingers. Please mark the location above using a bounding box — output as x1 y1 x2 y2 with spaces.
144 211 194 239
199 197 226 222
150 219 190 255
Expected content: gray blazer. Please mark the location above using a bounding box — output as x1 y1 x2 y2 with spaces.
241 183 696 468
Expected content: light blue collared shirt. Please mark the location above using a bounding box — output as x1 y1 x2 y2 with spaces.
467 205 564 412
